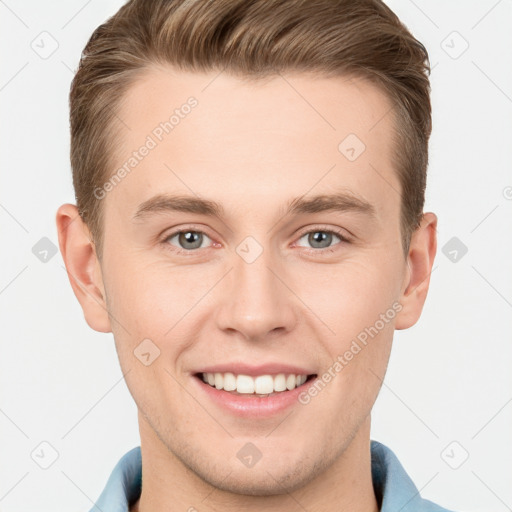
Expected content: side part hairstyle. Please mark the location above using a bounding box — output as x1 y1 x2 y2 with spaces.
69 0 432 257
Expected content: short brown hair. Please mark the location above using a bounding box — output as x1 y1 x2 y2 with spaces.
69 0 431 257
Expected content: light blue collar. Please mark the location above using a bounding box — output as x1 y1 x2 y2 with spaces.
90 440 454 512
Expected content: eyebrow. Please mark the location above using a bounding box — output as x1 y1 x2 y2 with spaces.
132 191 376 221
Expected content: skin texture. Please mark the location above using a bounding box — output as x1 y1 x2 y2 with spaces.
57 67 437 512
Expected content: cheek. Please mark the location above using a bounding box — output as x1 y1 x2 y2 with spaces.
291 256 400 405
102 257 205 418
103 254 225 393
105 254 211 335
307 315 395 430
290 254 402 338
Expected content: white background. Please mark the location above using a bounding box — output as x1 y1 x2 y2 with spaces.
1 1 511 511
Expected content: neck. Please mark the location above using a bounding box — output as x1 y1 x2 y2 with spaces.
132 415 378 512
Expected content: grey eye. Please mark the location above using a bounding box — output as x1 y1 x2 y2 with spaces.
167 231 210 250
297 231 342 249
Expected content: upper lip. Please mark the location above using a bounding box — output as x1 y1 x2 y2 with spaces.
194 362 316 377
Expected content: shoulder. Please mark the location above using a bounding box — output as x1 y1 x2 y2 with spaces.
88 446 142 512
371 440 457 512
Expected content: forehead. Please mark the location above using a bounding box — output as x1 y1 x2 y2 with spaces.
106 65 399 222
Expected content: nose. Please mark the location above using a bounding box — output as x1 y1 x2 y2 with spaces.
214 244 298 342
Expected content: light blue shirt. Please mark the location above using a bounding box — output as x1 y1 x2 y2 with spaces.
89 440 454 512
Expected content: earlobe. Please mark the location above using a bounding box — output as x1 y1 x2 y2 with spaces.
395 212 437 330
56 204 112 333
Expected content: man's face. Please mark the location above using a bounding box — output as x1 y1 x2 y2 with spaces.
97 67 409 493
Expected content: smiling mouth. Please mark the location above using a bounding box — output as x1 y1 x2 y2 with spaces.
194 372 317 397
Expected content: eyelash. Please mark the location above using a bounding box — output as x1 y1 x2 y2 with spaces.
161 225 350 257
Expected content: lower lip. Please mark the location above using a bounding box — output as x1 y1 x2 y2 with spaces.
192 374 316 418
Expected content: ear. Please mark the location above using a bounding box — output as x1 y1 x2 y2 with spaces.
56 204 112 333
395 212 437 330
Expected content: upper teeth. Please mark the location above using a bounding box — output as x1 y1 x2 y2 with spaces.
202 372 308 394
